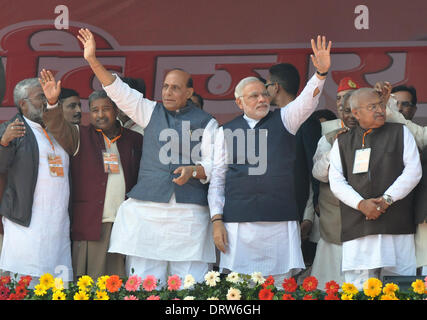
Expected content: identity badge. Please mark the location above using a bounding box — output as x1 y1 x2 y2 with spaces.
352 148 371 174
48 153 64 177
103 152 120 174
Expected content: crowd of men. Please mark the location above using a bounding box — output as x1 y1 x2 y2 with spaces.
0 28 425 291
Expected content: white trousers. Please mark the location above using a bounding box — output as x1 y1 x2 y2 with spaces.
344 266 416 290
125 256 209 289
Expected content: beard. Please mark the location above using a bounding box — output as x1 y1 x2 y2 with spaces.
26 100 44 125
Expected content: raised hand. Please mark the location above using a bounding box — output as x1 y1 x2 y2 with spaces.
77 28 97 62
39 69 61 105
310 35 332 74
0 119 26 146
374 81 392 106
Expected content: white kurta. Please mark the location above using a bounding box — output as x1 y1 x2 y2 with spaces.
104 75 217 263
208 74 325 277
328 125 421 273
0 117 72 281
310 134 344 288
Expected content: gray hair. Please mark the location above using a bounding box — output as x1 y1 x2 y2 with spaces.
88 90 117 109
349 88 377 110
13 78 40 109
234 77 263 99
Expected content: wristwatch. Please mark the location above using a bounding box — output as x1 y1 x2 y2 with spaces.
192 166 197 178
382 194 393 205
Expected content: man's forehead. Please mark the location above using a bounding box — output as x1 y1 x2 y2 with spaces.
242 81 264 93
359 91 381 104
164 70 190 85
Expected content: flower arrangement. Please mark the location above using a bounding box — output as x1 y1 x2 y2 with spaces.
0 272 426 300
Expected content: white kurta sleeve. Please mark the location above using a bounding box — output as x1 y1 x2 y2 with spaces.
280 74 325 135
207 127 227 218
383 125 422 201
328 140 364 210
312 135 333 183
103 74 157 129
195 118 219 184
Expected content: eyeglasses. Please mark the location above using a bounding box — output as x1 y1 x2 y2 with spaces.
397 101 415 108
359 103 385 112
239 91 270 102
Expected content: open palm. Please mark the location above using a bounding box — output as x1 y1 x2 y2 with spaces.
39 69 61 105
310 35 332 74
77 28 96 61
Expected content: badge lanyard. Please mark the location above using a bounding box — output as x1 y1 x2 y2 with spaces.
42 128 64 177
96 128 122 174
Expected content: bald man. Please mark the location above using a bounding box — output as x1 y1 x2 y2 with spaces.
77 28 218 286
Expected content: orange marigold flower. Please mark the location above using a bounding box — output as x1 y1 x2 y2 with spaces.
325 280 340 295
282 277 298 293
258 288 274 300
262 275 275 289
282 294 295 300
14 285 27 299
303 294 317 300
302 276 318 292
324 293 340 300
106 275 123 293
18 276 32 288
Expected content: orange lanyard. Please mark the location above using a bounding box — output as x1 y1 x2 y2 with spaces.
42 128 55 153
362 129 372 148
96 128 122 149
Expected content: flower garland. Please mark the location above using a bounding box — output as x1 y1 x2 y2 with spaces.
0 272 426 300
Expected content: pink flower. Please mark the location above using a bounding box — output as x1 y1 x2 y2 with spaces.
124 295 139 300
167 275 182 291
147 295 161 300
125 275 142 292
142 275 157 292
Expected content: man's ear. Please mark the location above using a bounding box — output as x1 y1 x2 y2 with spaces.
235 97 244 111
186 87 194 100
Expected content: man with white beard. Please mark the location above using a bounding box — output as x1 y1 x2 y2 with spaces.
0 78 72 287
208 36 331 286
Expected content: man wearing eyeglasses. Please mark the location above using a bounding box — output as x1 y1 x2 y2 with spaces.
208 36 331 286
0 78 73 287
328 87 421 289
391 85 418 121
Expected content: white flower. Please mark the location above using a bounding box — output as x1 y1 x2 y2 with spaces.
183 296 195 300
204 271 220 287
226 287 241 300
207 297 219 300
251 272 265 285
183 274 196 289
226 272 241 284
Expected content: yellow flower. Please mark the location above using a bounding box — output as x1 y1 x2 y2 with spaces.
94 290 110 300
97 275 110 291
380 293 399 300
341 293 353 300
34 284 47 296
52 290 67 300
363 278 382 298
411 279 425 295
77 275 94 291
74 290 90 300
53 278 64 292
342 282 359 295
383 283 399 296
39 273 55 290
